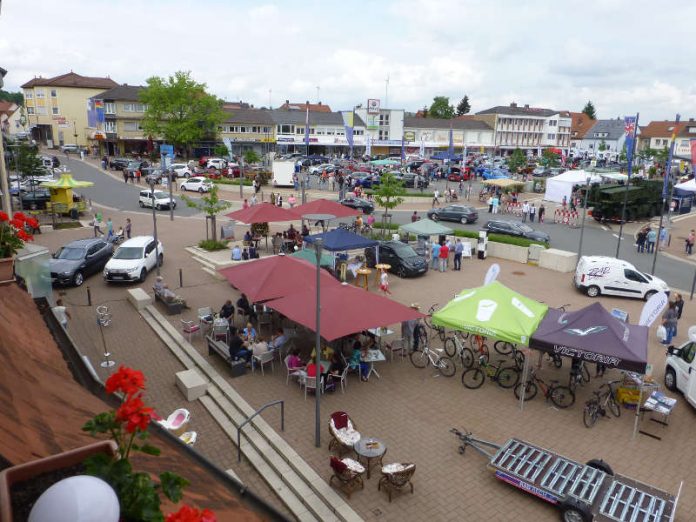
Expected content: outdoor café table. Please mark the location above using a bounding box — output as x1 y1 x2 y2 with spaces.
361 349 386 380
639 390 677 441
354 437 387 479
356 268 372 290
367 328 394 350
373 263 391 284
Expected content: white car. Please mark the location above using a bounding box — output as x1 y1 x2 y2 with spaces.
574 256 669 300
309 163 334 175
103 236 163 283
138 189 177 210
665 340 696 407
206 157 227 170
60 144 80 153
180 176 212 193
170 163 192 178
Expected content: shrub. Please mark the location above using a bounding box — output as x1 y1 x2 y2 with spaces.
453 229 548 248
198 239 229 251
211 178 252 186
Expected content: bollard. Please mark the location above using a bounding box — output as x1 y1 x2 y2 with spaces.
179 268 183 289
87 286 92 306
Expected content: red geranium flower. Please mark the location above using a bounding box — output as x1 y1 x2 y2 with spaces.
0 211 8 222
12 212 26 222
105 366 146 396
115 394 156 433
166 505 217 522
26 217 39 229
9 218 24 229
16 229 31 242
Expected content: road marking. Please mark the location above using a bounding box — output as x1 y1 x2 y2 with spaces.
612 234 620 239
601 226 608 231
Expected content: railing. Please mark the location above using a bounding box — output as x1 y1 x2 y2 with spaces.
237 400 285 462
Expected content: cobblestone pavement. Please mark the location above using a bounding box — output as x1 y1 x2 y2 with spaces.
40 211 696 522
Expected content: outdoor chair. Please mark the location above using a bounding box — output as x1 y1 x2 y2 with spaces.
384 338 406 362
157 408 191 431
180 319 201 343
212 321 229 344
284 355 305 385
328 411 361 456
197 307 214 332
252 350 275 375
329 456 365 499
303 375 324 401
329 365 350 394
179 431 197 446
378 463 416 502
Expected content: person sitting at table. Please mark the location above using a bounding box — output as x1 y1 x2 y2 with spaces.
242 248 250 260
249 245 258 259
270 328 287 352
286 224 298 241
301 223 310 237
250 337 270 368
236 293 256 321
243 321 257 342
243 230 253 243
311 344 334 361
228 327 251 365
219 300 234 322
272 233 282 254
325 351 346 392
231 244 242 261
349 336 370 382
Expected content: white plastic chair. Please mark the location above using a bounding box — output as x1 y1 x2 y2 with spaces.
284 355 305 385
330 365 350 394
179 431 197 446
303 375 324 401
180 319 201 343
157 408 191 431
252 350 275 375
197 307 214 332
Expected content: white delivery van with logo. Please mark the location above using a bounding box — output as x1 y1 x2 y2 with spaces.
574 256 669 300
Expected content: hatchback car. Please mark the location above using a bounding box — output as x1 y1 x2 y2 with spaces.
60 144 80 153
365 241 428 278
170 163 192 178
49 238 113 286
109 157 130 170
483 220 550 243
428 205 478 224
103 236 163 283
180 176 213 193
139 189 177 210
339 196 374 214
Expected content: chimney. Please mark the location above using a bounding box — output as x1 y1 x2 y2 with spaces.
285 99 289 104
318 101 322 106
524 104 529 109
510 102 517 108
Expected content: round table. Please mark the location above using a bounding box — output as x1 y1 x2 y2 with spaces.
356 268 372 290
354 437 387 479
373 263 392 284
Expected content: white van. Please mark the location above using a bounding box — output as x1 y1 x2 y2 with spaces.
574 256 669 300
272 160 295 187
665 339 696 408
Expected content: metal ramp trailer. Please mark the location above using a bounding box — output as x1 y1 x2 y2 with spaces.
451 429 681 522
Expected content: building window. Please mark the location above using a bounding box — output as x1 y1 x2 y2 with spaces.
36 106 47 115
296 127 304 135
278 124 293 134
25 91 33 99
50 89 57 98
52 107 59 115
379 114 390 125
104 121 116 133
123 103 146 112
123 121 141 132
547 133 556 140
35 89 45 99
104 102 116 114
27 107 35 114
548 120 557 126
379 130 389 140
263 127 271 133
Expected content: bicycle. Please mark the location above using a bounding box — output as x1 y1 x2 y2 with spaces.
583 381 621 428
424 304 447 342
410 342 456 377
492 341 526 370
569 359 591 390
444 331 480 368
514 367 575 408
468 334 490 362
461 357 520 389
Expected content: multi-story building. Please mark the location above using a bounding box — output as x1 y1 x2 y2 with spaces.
637 120 684 152
580 119 628 158
674 120 696 161
568 112 595 150
0 101 19 136
354 105 404 156
87 85 149 156
220 108 276 157
475 103 571 154
403 116 494 155
21 72 118 148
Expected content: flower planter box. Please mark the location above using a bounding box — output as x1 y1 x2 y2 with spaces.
0 440 117 522
0 257 14 285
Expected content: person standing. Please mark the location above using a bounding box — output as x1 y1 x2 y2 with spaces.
250 193 258 206
106 217 114 241
538 204 545 223
52 299 71 329
101 156 108 170
288 194 297 208
646 227 657 253
125 218 132 239
466 183 472 200
529 203 536 223
686 229 695 255
438 241 449 273
636 227 647 253
453 238 463 271
432 189 440 207
379 269 391 295
93 212 103 237
522 201 530 222
411 211 419 222
242 198 249 209
492 194 499 214
431 241 441 270
673 293 685 339
277 194 283 207
659 226 668 250
661 302 678 345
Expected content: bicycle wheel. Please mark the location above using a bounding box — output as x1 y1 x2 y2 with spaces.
494 341 514 355
608 396 621 417
479 344 490 364
437 326 447 342
552 354 563 368
462 368 485 389
514 350 525 370
437 357 456 377
460 347 475 369
550 386 575 409
583 402 599 428
443 337 457 358
410 350 429 368
581 364 591 383
496 367 520 389
514 381 538 401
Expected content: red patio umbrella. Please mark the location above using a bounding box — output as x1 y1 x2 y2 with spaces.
265 283 425 341
218 254 340 303
287 198 360 219
225 202 297 224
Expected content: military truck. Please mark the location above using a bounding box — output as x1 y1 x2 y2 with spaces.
580 179 666 223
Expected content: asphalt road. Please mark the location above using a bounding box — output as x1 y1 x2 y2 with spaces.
68 157 695 292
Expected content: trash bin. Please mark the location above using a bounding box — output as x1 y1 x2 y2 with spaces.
477 231 488 260
69 208 79 220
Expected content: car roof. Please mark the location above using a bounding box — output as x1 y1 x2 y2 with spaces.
119 236 154 247
579 256 634 269
188 176 209 181
64 238 105 248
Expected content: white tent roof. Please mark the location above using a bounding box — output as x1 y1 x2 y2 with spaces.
551 169 602 183
543 170 602 204
675 178 696 192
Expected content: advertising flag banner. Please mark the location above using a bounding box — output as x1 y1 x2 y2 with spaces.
484 263 500 285
448 127 454 157
420 138 425 158
639 291 669 327
304 107 310 148
366 135 372 156
623 115 638 166
690 139 696 169
663 114 680 198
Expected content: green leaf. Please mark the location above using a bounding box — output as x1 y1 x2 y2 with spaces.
159 471 189 503
140 443 161 456
82 412 117 435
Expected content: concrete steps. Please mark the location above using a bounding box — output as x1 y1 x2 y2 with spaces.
139 305 362 522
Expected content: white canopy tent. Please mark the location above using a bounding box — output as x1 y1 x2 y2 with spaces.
675 179 696 192
543 169 602 204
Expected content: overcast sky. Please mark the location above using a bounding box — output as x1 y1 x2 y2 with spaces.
2 0 695 122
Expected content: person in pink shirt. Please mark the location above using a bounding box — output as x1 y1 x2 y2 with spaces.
288 194 297 208
438 241 449 272
242 198 249 209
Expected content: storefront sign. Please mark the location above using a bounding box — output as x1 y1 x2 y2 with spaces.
367 99 381 114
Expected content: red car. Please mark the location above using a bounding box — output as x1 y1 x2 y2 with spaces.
447 167 471 182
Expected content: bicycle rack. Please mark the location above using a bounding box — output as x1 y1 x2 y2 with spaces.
237 400 284 462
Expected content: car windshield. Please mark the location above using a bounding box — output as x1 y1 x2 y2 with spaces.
389 243 418 258
127 162 140 168
113 247 144 260
516 223 534 233
153 192 170 200
56 247 85 260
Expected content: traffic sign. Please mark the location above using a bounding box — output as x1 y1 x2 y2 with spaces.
160 144 174 156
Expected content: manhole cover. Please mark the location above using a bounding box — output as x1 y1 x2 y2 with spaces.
512 271 525 276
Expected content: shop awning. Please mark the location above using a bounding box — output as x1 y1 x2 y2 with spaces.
304 228 378 251
287 198 360 219
399 218 453 236
432 281 548 345
225 203 297 224
40 173 94 189
529 302 648 373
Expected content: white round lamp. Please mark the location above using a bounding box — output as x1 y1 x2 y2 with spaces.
29 475 119 522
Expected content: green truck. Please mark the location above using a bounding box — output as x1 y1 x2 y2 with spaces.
581 179 666 222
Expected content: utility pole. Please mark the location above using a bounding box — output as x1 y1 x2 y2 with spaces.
385 74 390 108
0 66 10 213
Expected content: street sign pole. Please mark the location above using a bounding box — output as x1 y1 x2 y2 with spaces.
160 145 175 221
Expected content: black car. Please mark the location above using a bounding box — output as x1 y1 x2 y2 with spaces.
400 173 429 189
483 220 550 243
49 238 113 286
365 241 428 278
428 205 478 224
339 196 374 214
109 157 130 170
18 189 52 210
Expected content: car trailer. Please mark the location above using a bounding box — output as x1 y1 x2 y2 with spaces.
451 429 682 522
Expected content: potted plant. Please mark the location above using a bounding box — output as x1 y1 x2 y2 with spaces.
0 211 39 283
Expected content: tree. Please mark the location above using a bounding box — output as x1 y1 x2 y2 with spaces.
372 173 406 236
598 139 607 152
540 148 560 168
428 96 455 119
213 144 230 158
507 148 527 174
655 146 669 167
180 184 231 242
16 143 44 177
582 101 596 120
456 95 471 116
243 150 261 164
140 71 226 157
0 89 24 105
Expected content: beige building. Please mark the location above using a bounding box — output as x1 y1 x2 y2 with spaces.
21 72 118 148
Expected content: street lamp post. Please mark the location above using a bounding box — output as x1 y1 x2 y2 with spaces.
149 178 161 276
577 176 591 262
313 237 323 448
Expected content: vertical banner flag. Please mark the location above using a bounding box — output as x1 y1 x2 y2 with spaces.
639 290 669 327
690 139 696 171
366 134 372 157
420 137 425 158
304 106 310 150
663 114 680 198
345 111 354 157
448 126 454 158
623 115 638 166
401 136 405 161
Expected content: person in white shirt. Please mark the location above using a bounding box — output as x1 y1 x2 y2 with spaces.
529 203 536 222
52 299 71 329
522 201 530 222
432 189 440 207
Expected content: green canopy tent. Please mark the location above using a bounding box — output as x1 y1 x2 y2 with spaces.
399 218 453 236
290 248 334 267
370 159 400 166
432 281 548 345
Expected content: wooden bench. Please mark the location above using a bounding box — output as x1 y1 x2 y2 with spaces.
153 290 184 315
207 334 231 363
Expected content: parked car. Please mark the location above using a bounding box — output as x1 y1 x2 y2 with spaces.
206 158 227 170
123 160 146 178
60 144 80 154
400 173 429 189
339 196 374 214
139 189 177 210
180 176 212 193
103 235 163 283
109 157 130 170
309 163 335 175
365 241 428 278
49 238 113 287
170 163 192 178
665 342 696 405
141 167 164 185
351 172 379 188
532 166 550 177
574 255 669 300
428 205 478 224
18 188 51 210
483 220 550 243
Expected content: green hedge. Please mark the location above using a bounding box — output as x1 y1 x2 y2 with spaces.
198 239 229 251
453 230 548 248
363 189 435 198
212 178 253 186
